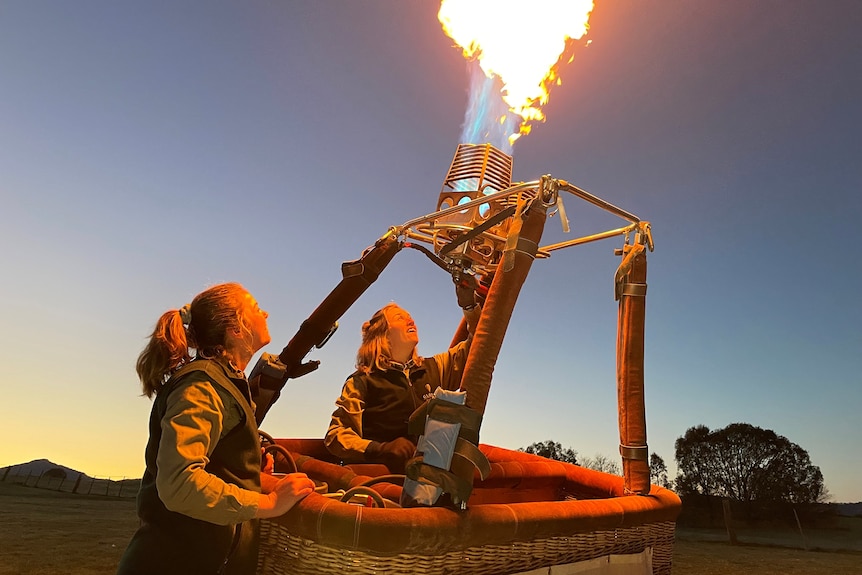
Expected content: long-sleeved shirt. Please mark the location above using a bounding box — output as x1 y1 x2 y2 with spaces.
154 371 261 524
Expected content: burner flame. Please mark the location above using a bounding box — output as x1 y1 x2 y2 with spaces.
439 0 595 149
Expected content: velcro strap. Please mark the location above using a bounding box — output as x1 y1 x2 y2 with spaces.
404 460 474 502
620 283 647 297
454 438 490 479
407 399 483 437
428 400 483 430
619 444 649 461
514 237 538 259
439 205 517 256
341 260 365 278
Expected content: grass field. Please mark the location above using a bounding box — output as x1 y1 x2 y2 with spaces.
0 482 137 575
1 481 860 574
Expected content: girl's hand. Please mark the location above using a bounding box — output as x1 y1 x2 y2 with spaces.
261 449 274 474
255 473 315 518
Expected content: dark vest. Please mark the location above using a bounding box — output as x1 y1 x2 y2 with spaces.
117 359 261 575
359 357 443 443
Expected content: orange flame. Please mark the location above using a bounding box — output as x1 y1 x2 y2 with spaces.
439 0 594 144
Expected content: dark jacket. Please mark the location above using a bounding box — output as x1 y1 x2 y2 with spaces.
325 340 470 462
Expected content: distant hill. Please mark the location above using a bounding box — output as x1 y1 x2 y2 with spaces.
1 459 88 481
1 459 141 498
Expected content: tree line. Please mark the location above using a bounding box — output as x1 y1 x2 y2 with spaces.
521 421 827 506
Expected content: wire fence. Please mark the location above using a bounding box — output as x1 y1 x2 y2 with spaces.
0 466 140 498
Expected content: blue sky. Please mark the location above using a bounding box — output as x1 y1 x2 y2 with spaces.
1 1 860 502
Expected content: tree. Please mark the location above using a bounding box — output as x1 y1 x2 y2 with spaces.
650 452 672 489
520 440 578 464
580 454 621 475
675 423 825 504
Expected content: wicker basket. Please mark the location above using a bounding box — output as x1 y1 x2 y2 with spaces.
259 520 675 575
256 441 681 575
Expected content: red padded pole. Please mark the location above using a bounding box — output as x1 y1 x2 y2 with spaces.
460 201 548 416
616 245 650 495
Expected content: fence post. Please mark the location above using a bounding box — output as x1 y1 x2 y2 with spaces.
722 498 738 545
793 507 809 551
72 473 83 494
1 467 9 482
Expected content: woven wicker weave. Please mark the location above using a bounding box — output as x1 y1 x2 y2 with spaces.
257 519 675 575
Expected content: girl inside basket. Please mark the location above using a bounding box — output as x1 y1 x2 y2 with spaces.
116 282 314 575
324 278 481 473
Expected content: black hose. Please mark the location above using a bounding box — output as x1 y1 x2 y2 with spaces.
262 443 298 474
339 485 388 508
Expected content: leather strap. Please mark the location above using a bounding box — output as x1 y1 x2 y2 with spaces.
619 444 649 461
439 205 517 256
620 282 647 297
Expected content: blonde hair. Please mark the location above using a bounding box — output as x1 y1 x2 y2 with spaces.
136 283 253 397
356 303 420 375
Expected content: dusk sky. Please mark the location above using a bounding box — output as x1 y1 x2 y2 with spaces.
1 1 860 503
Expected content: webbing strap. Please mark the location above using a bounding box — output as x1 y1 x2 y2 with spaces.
501 196 536 272
454 438 490 479
404 459 474 502
619 444 649 461
614 243 646 300
620 282 647 297
429 400 482 430
407 399 483 438
439 205 517 257
514 237 538 259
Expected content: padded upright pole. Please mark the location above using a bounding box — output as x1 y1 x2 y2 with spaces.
460 200 548 416
403 200 546 508
616 244 650 495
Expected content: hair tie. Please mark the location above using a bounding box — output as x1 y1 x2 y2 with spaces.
179 304 192 326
